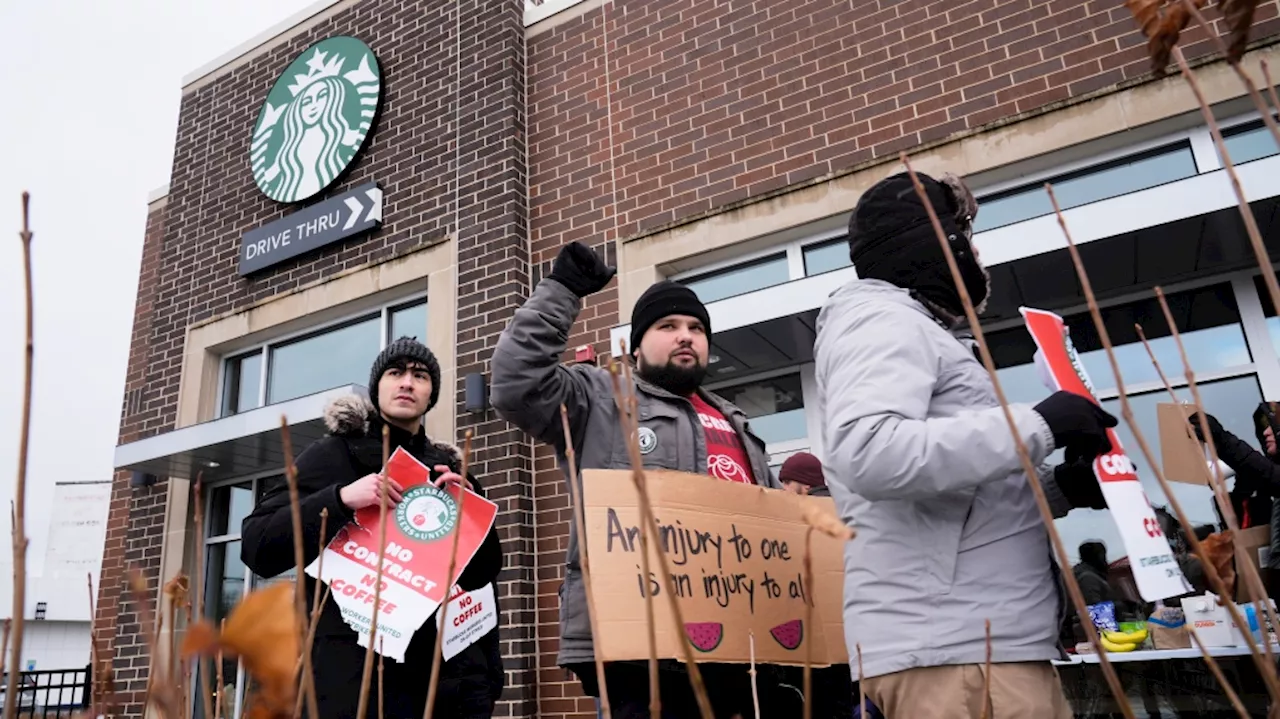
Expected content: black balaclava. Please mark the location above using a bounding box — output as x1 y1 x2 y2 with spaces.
847 171 989 323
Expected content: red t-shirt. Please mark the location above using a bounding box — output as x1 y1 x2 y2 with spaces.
689 394 754 484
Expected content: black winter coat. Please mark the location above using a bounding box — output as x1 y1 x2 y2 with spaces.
241 394 504 719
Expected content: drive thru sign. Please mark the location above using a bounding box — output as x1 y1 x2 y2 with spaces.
1021 307 1191 601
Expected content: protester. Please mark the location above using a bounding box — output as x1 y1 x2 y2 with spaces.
814 171 1118 718
241 337 505 719
1192 405 1280 596
778 451 829 497
1074 541 1115 607
490 241 782 719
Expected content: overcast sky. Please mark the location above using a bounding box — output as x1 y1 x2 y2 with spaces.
0 0 317 575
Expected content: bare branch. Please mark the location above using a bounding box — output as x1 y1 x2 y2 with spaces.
193 475 214 719
615 350 715 719
5 192 34 719
856 643 865 719
560 405 611 718
978 619 992 719
802 527 814 719
898 154 1135 719
424 431 474 719
749 631 760 719
279 416 318 719
1172 46 1280 377
357 425 393 719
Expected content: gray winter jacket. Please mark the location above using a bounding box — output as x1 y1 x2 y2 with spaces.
490 278 780 666
814 279 1074 680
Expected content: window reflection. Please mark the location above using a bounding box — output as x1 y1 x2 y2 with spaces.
973 143 1198 232
207 483 253 538
988 284 1249 397
681 254 790 304
1222 121 1280 165
221 352 262 416
267 317 381 404
389 301 428 342
803 239 852 276
714 373 807 445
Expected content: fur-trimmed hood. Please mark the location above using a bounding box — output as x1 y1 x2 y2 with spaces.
321 393 463 464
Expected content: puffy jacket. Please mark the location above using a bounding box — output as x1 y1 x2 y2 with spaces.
241 394 504 719
490 277 780 666
814 279 1074 680
1210 416 1280 569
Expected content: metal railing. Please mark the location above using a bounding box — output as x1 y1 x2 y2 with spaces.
0 666 90 718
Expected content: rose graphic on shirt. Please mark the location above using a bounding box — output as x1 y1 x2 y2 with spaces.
708 454 751 484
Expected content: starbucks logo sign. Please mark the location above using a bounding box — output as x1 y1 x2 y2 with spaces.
251 36 381 203
395 485 459 542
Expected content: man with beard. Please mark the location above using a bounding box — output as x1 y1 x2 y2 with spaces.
814 171 1118 718
491 241 781 718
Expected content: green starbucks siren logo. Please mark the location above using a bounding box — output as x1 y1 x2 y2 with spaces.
395 485 459 542
251 36 381 203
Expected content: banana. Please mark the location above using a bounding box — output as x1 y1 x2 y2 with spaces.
1103 628 1148 645
1099 634 1138 652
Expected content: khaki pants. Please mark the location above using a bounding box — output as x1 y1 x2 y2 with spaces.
864 662 1073 719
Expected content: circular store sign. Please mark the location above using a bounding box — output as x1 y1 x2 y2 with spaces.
250 36 381 204
395 485 459 543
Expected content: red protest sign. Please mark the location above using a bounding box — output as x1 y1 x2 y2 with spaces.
305 446 498 660
1020 307 1190 601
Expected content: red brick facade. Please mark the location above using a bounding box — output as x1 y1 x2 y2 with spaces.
104 0 1280 717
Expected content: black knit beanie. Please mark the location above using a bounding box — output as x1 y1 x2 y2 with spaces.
629 280 711 354
368 336 442 414
847 172 988 318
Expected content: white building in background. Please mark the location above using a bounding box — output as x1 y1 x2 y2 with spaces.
0 481 111 672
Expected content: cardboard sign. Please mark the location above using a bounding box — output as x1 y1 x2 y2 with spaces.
583 469 848 667
305 447 499 661
441 583 499 661
1021 307 1191 601
1157 402 1210 486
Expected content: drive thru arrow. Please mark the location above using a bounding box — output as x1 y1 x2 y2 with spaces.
343 187 384 230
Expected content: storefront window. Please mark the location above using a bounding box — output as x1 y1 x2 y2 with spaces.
802 239 852 276
220 298 427 416
713 373 807 445
990 284 1251 402
1222 119 1280 165
681 253 790 303
389 300 428 341
221 352 262 416
973 142 1198 232
267 317 381 405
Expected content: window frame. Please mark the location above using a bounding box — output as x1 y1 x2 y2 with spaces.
215 293 427 418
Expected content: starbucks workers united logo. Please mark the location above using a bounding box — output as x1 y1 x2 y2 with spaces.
251 36 381 203
396 485 459 542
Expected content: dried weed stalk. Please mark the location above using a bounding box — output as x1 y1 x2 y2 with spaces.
5 193 34 719
612 350 715 719
978 619 992 719
802 527 815 719
356 425 393 719
423 431 473 719
279 418 320 719
1049 184 1278 702
560 405 612 719
898 154 1135 719
1189 623 1250 719
1125 0 1207 74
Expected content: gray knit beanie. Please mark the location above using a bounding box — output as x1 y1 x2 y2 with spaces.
368 336 442 413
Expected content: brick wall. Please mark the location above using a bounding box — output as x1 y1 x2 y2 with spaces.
98 0 535 715
95 199 168 717
525 1 1280 717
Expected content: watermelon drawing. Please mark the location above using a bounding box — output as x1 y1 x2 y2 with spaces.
685 622 724 652
770 619 803 650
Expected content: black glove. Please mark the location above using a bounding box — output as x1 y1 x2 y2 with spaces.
1189 412 1223 443
547 242 616 297
1033 391 1118 459
1054 459 1107 510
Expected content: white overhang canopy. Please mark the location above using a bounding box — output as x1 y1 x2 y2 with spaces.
113 384 367 482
